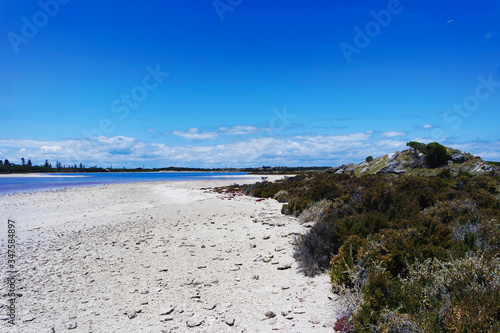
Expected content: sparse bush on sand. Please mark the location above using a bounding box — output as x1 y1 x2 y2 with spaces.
292 220 339 276
273 190 289 202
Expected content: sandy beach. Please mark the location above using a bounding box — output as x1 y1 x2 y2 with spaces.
0 176 339 332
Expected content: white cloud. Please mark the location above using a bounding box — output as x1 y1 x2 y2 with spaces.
3 134 497 168
41 146 62 153
381 131 406 138
452 141 500 160
423 124 433 129
95 136 135 145
219 125 259 135
375 140 407 149
0 133 372 167
411 137 446 144
0 139 75 148
172 128 218 141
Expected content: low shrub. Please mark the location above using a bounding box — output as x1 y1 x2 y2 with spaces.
273 189 289 202
330 235 366 289
293 220 340 276
478 218 500 251
298 199 332 224
333 316 355 332
247 181 282 198
350 254 500 332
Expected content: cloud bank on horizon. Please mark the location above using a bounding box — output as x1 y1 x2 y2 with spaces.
1 133 499 168
1 1 499 167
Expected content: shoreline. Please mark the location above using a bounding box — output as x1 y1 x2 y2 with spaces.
0 171 251 177
0 173 89 178
0 173 276 197
0 177 338 332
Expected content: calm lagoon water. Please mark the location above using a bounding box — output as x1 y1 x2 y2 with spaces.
0 172 249 196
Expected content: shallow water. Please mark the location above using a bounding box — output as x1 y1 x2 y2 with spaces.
0 172 248 195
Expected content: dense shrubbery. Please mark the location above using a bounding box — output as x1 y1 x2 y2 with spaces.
244 171 500 332
406 141 452 168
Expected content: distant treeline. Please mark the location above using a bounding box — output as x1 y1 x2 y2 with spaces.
0 158 328 174
0 158 108 174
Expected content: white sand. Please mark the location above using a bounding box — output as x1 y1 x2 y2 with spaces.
0 175 340 332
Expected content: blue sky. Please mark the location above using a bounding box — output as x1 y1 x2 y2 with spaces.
1 0 499 167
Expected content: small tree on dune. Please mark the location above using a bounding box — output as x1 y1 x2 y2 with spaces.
425 142 451 168
406 141 426 155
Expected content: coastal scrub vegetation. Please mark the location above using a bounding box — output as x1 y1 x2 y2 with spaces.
240 170 500 332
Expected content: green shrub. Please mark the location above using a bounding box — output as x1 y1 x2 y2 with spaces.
442 287 500 333
354 269 401 330
366 156 374 162
425 142 451 168
478 218 500 251
330 235 366 289
486 161 500 167
247 181 282 198
407 141 427 154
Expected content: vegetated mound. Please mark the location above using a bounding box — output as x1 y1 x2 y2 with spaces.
233 146 500 332
327 141 498 177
